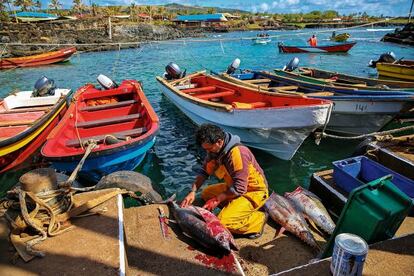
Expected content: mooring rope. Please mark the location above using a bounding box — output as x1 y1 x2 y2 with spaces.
315 124 414 142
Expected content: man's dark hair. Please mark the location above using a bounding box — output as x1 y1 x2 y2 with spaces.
195 124 225 146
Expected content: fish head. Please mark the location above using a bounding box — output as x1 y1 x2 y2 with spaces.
215 232 231 253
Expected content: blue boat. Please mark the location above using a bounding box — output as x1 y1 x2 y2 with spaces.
220 70 414 135
41 78 159 182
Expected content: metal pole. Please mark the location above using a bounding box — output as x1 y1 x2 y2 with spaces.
409 0 414 23
108 17 112 40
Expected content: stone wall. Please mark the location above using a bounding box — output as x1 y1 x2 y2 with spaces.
0 18 204 57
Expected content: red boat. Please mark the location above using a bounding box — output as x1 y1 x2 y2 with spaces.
278 42 356 53
0 88 70 173
41 79 159 182
0 47 77 69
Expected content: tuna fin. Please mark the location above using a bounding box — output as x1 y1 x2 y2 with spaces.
274 227 286 238
158 193 177 204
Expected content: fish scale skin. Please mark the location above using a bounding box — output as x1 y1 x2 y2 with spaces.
168 202 233 253
264 192 319 249
285 187 335 234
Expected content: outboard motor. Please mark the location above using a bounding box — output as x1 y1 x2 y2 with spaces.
97 74 118 90
368 51 396 68
32 76 56 97
283 57 299 72
226 58 241 74
164 62 186 80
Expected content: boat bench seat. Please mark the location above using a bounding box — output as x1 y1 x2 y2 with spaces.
276 85 298 90
66 127 147 147
76 113 141 128
197 90 235 100
232 101 269 109
182 86 216 94
244 78 271 84
80 100 138 112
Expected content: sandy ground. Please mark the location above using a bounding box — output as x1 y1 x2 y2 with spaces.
124 205 414 276
0 189 123 276
125 204 331 276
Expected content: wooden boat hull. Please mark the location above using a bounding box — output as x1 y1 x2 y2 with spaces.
0 89 70 172
330 33 350 42
269 70 413 96
222 71 413 135
376 62 414 81
156 72 331 160
278 42 356 53
297 67 414 89
50 135 156 182
253 38 271 45
0 47 77 69
41 80 159 183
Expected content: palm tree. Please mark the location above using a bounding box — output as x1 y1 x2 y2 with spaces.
72 0 83 13
49 0 62 12
13 0 35 11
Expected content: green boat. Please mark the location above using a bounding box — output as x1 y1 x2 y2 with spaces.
273 67 414 92
330 32 350 42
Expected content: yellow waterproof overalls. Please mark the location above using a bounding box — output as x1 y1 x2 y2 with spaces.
201 147 269 235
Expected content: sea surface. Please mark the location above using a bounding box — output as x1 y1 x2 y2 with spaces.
1 28 414 199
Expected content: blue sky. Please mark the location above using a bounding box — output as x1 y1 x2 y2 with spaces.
38 0 412 16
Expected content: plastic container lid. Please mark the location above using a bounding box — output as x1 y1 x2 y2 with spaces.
335 233 368 255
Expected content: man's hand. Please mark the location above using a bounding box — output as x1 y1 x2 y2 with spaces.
180 191 195 208
202 193 227 211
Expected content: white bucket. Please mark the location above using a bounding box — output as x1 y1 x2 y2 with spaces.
330 233 368 276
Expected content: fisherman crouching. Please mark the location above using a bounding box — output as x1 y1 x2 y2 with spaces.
181 124 269 239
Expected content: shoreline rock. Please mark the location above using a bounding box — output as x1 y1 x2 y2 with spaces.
0 19 205 57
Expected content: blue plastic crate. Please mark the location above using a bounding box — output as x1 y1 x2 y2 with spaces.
332 156 414 198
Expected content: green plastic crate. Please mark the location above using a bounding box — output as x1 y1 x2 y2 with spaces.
321 175 413 258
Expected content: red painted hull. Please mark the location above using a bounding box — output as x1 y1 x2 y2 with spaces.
0 98 68 173
278 42 356 53
0 47 77 69
42 80 159 160
0 106 67 173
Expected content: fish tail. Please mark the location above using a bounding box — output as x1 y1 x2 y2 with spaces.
157 193 177 204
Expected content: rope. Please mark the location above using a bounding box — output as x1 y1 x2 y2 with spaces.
63 140 97 186
315 124 414 141
315 102 334 145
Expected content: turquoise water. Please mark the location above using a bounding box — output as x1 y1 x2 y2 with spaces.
1 28 414 199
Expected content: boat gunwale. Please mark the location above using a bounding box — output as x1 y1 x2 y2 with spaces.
42 80 159 159
157 71 331 112
0 94 68 149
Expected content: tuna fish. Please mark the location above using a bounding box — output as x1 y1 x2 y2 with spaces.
285 186 336 235
166 195 238 254
264 192 319 249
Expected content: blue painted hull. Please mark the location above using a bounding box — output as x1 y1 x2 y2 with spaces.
52 136 156 182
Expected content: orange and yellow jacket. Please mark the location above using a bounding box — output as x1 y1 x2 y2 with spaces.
198 133 268 196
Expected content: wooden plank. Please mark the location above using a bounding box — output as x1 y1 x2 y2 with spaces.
0 105 51 114
306 92 335 96
76 113 141 128
181 86 216 94
197 90 235 100
244 78 271 84
275 85 298 90
66 127 147 147
80 100 137 112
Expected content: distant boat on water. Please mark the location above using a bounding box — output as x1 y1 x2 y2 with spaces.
278 42 356 53
0 47 77 70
